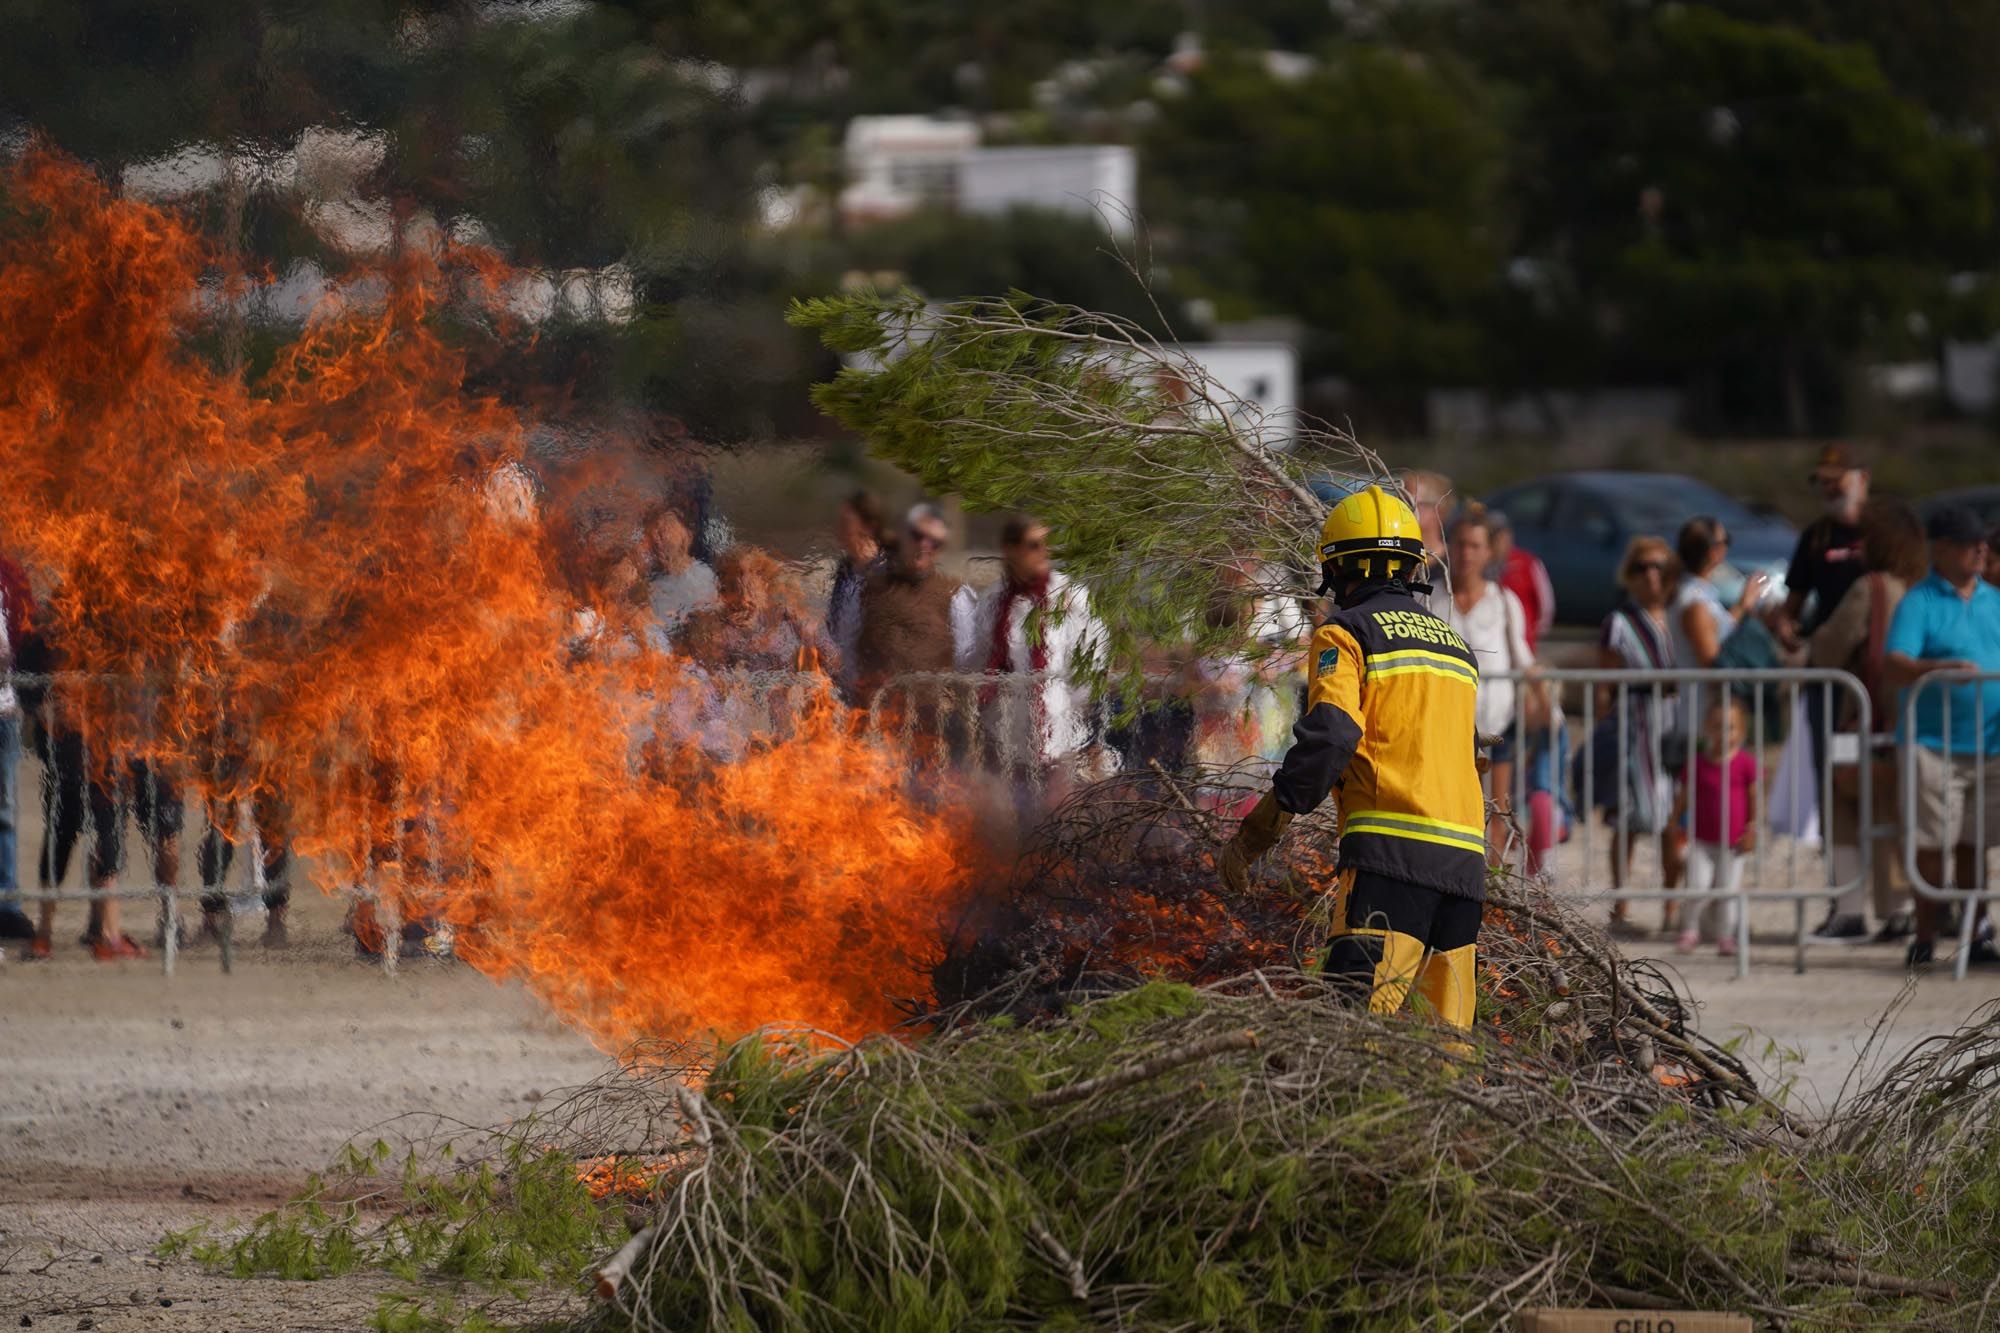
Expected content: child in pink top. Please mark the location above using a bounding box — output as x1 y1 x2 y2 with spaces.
1673 696 1761 955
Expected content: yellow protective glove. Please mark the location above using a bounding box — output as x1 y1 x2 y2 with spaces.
1219 792 1293 895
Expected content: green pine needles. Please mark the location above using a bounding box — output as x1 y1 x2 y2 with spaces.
789 288 1376 698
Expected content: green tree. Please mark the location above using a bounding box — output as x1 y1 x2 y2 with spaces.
1595 8 1987 433
1426 2 1994 433
1147 46 1508 416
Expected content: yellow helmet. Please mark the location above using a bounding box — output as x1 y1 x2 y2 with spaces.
1317 484 1428 582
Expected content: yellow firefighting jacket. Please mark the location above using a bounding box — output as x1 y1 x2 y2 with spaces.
1271 584 1486 899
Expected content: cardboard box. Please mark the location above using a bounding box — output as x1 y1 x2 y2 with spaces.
1515 1311 1752 1333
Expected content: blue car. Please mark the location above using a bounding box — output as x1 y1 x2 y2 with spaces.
1482 471 1797 627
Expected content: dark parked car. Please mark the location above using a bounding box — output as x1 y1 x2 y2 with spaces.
1483 471 1797 627
1919 486 2000 531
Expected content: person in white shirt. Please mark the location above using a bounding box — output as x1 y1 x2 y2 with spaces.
643 508 718 646
1430 509 1534 853
959 517 1105 812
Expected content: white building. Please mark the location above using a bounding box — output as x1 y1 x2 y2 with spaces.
1171 342 1300 442
958 145 1137 235
840 116 981 225
839 115 1137 236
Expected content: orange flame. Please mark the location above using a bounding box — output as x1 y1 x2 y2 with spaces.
0 152 988 1047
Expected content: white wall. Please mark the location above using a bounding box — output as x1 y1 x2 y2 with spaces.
957 146 1138 235
1173 342 1299 441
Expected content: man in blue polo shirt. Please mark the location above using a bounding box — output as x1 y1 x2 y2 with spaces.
1885 505 2000 968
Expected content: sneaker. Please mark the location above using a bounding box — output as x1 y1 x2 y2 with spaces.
1675 928 1700 955
1871 913 1915 944
1968 938 2000 968
1810 913 1868 944
1906 939 1935 970
91 932 149 961
1717 934 1738 958
27 931 51 960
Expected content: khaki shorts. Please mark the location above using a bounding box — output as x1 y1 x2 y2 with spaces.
1906 747 2000 851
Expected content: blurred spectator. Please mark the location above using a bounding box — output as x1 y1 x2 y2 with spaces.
642 507 718 639
1489 509 1555 654
1671 695 1759 956
100 754 184 958
854 504 971 697
0 551 35 944
14 601 160 960
1985 526 2000 589
1665 516 1770 935
1398 469 1454 566
1179 566 1291 786
1807 498 1926 944
1884 505 2000 969
669 548 834 761
1782 446 1870 841
1589 536 1685 934
569 554 651 661
678 547 833 676
194 597 295 948
1671 516 1768 728
1781 444 1869 645
1430 508 1533 855
826 490 887 694
196 792 291 947
960 517 1105 812
1240 557 1313 653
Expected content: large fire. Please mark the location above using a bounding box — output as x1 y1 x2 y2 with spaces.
0 152 988 1046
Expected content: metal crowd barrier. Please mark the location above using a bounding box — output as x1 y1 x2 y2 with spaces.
25 658 1932 984
1899 670 2000 981
1 667 1097 975
1489 667 1872 978
0 671 445 977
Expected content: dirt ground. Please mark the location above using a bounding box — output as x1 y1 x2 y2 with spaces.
0 885 612 1330
4 876 1998 1330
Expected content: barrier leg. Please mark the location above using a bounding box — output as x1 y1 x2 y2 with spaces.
1954 892 1977 982
160 883 178 977
378 890 399 977
1739 890 1753 981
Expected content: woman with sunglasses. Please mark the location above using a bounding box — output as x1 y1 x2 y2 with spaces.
1591 536 1685 936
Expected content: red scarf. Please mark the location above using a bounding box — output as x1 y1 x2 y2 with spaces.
988 573 1052 674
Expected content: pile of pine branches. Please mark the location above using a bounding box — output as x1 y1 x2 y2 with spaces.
590 881 1998 1330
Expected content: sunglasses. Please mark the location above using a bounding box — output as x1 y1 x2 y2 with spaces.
1631 560 1667 574
907 528 945 548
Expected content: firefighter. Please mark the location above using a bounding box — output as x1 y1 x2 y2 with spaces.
1219 484 1486 1033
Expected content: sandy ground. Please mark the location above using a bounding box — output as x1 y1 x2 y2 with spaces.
3 865 1997 1328
0 886 613 1330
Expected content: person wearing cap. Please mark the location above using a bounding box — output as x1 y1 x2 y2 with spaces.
1783 444 1870 646
1884 505 2000 969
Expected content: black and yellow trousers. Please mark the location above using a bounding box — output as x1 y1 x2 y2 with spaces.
1322 868 1479 1032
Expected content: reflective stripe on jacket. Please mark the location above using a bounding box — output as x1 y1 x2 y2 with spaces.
1271 586 1486 899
